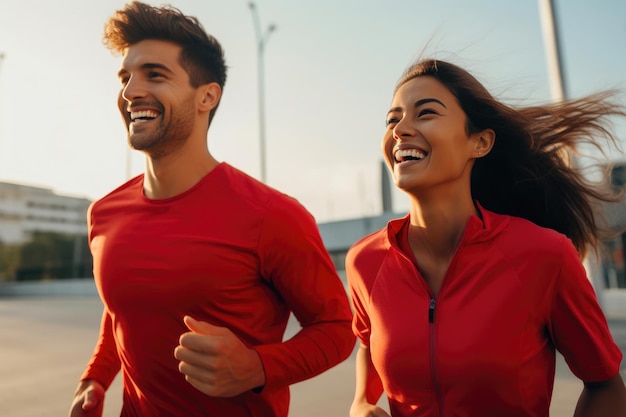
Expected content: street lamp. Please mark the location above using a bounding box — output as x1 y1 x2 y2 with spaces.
538 0 567 101
0 53 5 156
537 1 610 311
0 53 5 95
248 2 276 183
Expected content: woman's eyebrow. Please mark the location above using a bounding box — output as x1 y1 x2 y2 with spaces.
413 97 446 108
387 97 447 115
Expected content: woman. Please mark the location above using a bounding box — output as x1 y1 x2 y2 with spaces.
347 59 626 417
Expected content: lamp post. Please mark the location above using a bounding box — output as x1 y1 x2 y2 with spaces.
538 0 609 310
248 2 276 183
538 0 567 101
0 53 5 158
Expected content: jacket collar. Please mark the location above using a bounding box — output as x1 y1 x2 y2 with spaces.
385 201 509 249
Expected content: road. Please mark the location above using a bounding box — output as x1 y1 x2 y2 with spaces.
0 296 624 416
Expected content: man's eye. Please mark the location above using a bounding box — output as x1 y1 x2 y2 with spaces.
148 72 164 79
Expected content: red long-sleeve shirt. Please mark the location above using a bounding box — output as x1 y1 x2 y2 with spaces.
81 163 355 416
347 205 622 417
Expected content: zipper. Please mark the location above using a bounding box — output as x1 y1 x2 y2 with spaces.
427 225 470 417
429 297 444 416
391 244 446 415
389 216 475 417
428 298 436 323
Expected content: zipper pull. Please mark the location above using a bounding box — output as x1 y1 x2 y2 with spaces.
429 298 436 323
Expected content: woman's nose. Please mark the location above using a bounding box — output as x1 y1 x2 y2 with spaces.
392 119 415 140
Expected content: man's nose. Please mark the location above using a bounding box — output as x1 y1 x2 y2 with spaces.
121 76 147 102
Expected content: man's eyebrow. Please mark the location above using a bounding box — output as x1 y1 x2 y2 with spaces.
117 63 174 78
387 97 447 115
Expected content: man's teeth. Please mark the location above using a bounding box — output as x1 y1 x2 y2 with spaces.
130 110 159 122
395 149 426 162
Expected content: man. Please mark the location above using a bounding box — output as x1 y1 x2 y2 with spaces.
68 2 355 416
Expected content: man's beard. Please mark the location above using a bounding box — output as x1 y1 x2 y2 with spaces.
128 98 195 159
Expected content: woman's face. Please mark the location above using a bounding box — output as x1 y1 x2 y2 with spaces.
382 76 482 196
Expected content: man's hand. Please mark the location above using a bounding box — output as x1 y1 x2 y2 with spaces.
174 316 266 397
68 379 105 417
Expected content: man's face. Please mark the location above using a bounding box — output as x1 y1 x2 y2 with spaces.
117 39 196 158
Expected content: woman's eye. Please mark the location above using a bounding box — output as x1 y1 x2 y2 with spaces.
418 108 437 117
386 117 399 126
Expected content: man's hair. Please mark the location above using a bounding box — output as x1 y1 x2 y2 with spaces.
104 1 227 122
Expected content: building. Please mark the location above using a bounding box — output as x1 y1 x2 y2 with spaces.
0 181 91 244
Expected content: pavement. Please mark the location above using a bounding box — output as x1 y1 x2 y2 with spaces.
1 295 625 417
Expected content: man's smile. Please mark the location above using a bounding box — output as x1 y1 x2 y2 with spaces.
130 110 160 123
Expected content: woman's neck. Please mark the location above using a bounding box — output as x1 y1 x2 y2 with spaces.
407 197 478 260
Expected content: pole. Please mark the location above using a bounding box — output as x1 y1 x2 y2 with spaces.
538 0 567 101
0 53 5 160
538 1 608 309
248 2 276 183
126 147 132 180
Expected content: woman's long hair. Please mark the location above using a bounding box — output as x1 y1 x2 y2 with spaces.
396 59 626 257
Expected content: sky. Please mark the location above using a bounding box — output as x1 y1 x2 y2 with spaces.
0 0 625 223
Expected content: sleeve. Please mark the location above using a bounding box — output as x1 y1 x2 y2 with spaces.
253 196 356 389
548 237 623 383
79 308 121 389
79 204 121 388
346 246 373 347
346 244 385 403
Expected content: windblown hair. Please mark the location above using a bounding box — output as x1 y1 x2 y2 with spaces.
397 59 626 257
104 1 227 123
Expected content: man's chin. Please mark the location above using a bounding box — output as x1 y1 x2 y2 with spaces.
128 136 148 151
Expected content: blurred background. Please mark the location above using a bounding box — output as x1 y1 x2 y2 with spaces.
0 0 625 221
0 1 625 416
0 0 625 303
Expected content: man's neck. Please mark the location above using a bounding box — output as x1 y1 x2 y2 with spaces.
143 147 219 200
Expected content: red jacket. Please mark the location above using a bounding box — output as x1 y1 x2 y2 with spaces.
347 205 621 417
81 163 355 416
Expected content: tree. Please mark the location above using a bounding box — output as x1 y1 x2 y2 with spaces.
0 239 20 281
15 232 92 281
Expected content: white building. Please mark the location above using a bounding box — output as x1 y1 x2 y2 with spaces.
0 181 91 244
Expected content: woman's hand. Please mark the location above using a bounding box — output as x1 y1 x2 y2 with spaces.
350 401 391 417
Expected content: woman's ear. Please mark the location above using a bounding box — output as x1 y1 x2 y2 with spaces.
197 82 222 113
474 128 495 158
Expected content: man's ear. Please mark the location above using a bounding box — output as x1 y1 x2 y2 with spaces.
474 128 495 158
197 82 221 113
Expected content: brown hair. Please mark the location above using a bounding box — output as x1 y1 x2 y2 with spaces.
397 59 626 257
104 1 227 123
